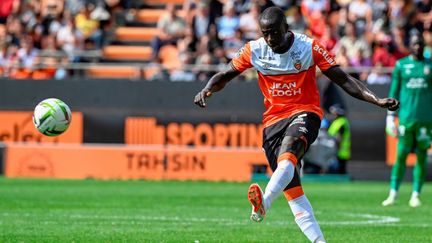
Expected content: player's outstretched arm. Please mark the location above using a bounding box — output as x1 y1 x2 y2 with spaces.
194 64 242 108
323 66 399 111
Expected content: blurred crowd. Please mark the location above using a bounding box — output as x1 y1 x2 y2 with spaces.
0 0 431 82
0 0 127 79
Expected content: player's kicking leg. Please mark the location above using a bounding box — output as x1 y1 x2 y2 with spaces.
248 183 266 222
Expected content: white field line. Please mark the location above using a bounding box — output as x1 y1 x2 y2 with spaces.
0 212 403 226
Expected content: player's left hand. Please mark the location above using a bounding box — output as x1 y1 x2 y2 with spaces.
377 98 399 111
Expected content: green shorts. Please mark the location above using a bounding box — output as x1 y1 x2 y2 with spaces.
398 123 432 151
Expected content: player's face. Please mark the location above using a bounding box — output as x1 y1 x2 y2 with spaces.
409 35 424 59
260 22 287 53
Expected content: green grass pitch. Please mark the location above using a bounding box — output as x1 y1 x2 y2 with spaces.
0 178 430 242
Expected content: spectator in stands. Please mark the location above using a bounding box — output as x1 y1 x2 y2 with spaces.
256 0 275 12
201 23 223 55
75 3 103 49
57 16 84 61
6 15 23 46
0 24 7 76
41 2 63 37
216 2 240 41
366 62 391 85
20 1 39 33
232 0 253 15
224 29 246 60
151 3 186 60
372 39 397 67
0 23 6 48
148 60 170 82
239 1 260 41
0 0 19 24
335 46 350 68
7 44 28 79
170 52 196 82
320 26 338 52
191 2 212 48
417 0 432 32
347 0 372 35
371 0 388 22
286 7 306 34
301 0 329 18
17 35 39 69
32 35 58 80
195 51 216 82
335 22 371 65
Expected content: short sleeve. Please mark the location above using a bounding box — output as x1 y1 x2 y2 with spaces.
312 40 337 71
231 42 253 72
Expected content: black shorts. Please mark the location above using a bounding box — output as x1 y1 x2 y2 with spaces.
262 112 321 190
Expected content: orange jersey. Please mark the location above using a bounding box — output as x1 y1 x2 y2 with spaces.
231 33 337 127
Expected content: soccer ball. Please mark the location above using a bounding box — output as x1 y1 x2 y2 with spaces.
33 98 72 136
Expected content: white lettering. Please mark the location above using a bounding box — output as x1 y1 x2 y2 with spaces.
313 44 336 65
269 88 302 97
407 78 427 89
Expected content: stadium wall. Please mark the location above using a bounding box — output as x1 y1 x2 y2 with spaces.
0 78 389 161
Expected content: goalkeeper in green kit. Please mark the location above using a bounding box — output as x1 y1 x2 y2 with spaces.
382 34 432 208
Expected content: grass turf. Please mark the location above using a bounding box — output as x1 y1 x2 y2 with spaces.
0 178 430 242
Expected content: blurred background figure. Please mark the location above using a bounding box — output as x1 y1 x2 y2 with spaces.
327 105 351 175
303 118 338 174
383 34 432 208
151 3 186 60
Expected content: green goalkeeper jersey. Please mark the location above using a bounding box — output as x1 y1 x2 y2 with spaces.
389 56 432 126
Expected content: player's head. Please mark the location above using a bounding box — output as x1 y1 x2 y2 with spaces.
259 7 289 53
409 33 425 60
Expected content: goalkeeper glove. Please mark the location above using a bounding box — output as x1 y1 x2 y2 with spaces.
386 115 398 137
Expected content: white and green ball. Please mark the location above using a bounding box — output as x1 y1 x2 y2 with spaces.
33 98 72 136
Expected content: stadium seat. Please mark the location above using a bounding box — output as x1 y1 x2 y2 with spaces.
103 45 152 61
143 66 159 80
115 27 158 42
144 0 185 5
137 9 186 23
137 9 167 23
158 45 181 69
87 66 141 79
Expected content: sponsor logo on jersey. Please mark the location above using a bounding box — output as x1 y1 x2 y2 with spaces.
299 127 308 133
235 47 245 58
262 63 271 70
407 78 427 89
313 44 336 65
269 82 302 97
403 64 415 69
294 60 302 70
258 55 275 61
290 50 302 60
289 116 306 127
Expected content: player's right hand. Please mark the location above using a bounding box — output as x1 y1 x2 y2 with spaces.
194 89 212 108
385 115 398 137
377 98 399 111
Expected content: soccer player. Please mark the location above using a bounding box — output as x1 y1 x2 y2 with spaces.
194 7 399 243
382 34 432 208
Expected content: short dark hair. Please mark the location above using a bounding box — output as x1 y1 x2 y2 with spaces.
259 7 287 26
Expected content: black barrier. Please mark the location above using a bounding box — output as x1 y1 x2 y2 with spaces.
0 78 389 161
